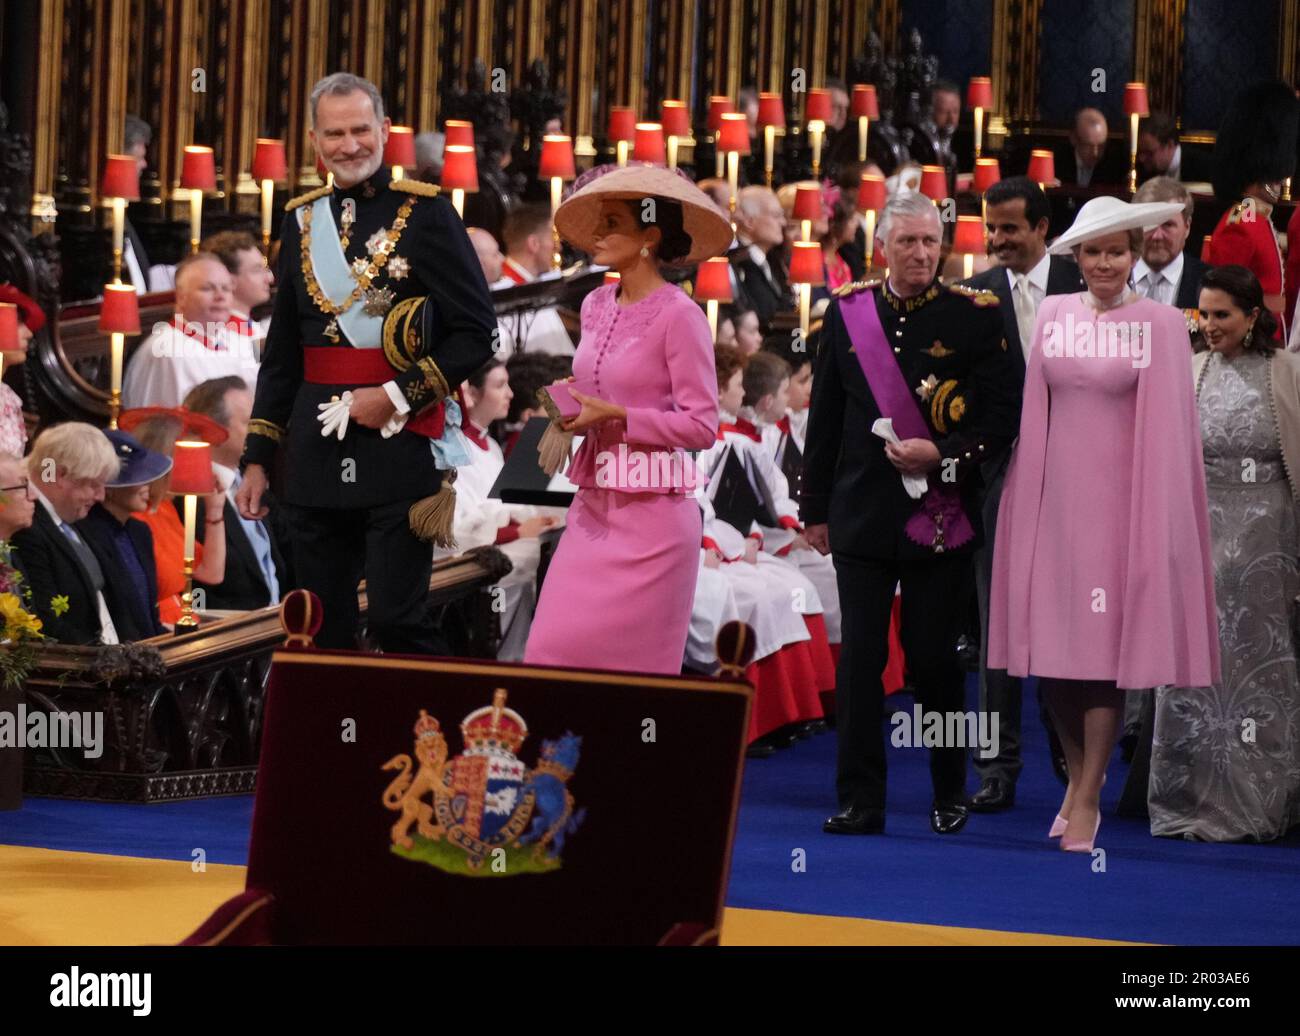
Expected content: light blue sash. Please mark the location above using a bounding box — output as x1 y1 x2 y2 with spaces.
300 197 384 348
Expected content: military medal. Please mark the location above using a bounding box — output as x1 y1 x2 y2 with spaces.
916 374 939 401
323 316 340 342
387 255 410 280
363 287 396 316
339 198 355 250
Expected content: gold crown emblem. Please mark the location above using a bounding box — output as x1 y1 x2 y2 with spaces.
460 688 529 753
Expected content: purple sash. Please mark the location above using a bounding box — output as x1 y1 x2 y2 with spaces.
839 289 974 553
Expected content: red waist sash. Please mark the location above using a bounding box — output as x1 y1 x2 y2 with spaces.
302 346 446 440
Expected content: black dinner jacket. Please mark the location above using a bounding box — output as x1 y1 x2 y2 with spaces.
1054 142 1128 187
1172 252 1208 311
194 496 289 611
961 256 1085 376
729 242 793 331
11 504 119 645
75 503 166 640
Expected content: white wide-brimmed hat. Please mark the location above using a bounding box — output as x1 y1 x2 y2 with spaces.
1048 196 1188 255
554 163 733 265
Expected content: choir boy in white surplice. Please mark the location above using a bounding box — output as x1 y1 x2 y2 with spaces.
440 359 562 661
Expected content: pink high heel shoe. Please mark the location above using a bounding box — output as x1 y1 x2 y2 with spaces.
1060 811 1101 853
1048 814 1068 838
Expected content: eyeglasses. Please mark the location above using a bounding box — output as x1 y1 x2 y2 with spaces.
0 481 32 500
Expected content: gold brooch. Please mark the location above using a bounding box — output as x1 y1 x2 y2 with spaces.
925 340 954 358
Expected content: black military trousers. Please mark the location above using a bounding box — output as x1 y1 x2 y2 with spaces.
284 500 446 655
833 551 973 811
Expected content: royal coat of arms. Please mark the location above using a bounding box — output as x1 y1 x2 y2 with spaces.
380 688 585 876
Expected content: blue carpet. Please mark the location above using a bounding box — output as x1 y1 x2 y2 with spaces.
727 678 1300 945
3 677 1298 943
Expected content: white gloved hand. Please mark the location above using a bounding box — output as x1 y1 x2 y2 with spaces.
871 417 928 499
316 391 354 440
380 410 409 439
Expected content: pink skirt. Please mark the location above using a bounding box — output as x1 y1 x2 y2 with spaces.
524 487 702 674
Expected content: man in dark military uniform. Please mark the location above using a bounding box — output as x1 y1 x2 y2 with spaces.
802 191 1022 836
237 72 496 652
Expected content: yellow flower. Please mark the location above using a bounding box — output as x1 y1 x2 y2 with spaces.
0 592 43 637
50 594 70 617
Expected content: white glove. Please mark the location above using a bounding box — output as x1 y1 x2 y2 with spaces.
871 417 928 499
316 391 354 440
380 410 409 439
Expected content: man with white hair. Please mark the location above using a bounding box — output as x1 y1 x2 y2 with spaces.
730 185 793 331
802 191 1021 836
122 251 261 407
10 424 127 644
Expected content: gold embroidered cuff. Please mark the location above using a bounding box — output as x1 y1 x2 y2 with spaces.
415 356 450 401
248 419 286 443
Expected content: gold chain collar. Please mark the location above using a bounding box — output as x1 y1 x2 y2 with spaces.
300 195 415 318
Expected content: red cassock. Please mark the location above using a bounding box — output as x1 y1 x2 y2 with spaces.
1207 199 1286 341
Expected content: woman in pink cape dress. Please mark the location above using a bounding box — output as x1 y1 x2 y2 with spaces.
987 196 1220 852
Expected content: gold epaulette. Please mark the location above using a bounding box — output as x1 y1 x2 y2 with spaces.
285 184 332 211
392 178 440 197
833 278 881 297
947 282 999 306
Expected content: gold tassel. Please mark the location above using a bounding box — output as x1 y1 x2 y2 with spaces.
537 419 575 477
409 469 457 547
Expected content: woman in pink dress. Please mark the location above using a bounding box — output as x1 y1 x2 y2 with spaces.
988 196 1220 851
524 164 732 674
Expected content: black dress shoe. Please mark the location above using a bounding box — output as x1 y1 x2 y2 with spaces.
823 805 886 835
930 801 969 834
968 777 1015 812
745 741 776 759
955 634 980 672
799 720 828 737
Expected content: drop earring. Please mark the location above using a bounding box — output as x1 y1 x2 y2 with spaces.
639 246 650 258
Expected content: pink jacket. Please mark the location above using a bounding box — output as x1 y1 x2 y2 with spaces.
565 283 718 493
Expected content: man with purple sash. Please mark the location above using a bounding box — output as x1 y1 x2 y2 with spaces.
802 191 1021 835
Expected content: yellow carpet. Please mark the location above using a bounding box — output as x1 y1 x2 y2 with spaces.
0 845 1138 946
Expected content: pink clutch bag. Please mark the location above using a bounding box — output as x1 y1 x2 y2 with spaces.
541 378 597 419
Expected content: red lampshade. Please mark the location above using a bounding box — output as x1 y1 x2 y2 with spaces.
180 146 216 192
1027 148 1056 185
1201 234 1213 263
793 184 822 221
718 112 750 155
805 88 832 125
633 122 666 164
101 154 140 200
1124 82 1150 117
707 96 733 132
952 215 984 255
920 165 948 200
444 119 475 148
170 440 215 495
973 157 1002 192
0 304 17 351
98 283 141 334
539 134 576 180
851 84 880 119
251 138 287 182
661 100 690 137
694 257 733 303
789 241 825 286
441 145 479 192
966 76 993 110
608 106 636 143
384 126 417 169
858 173 887 213
758 93 786 128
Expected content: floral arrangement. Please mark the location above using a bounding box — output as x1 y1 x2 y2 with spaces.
0 540 44 690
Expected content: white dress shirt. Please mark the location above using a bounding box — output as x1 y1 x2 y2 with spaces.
1134 252 1185 307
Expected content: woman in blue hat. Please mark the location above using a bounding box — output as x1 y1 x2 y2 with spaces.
75 430 173 640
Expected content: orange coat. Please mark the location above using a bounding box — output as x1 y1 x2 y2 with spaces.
133 502 205 625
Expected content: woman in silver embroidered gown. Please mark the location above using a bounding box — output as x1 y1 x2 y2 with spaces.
1150 264 1300 841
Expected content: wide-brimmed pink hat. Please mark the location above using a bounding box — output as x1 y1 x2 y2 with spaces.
555 162 733 265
